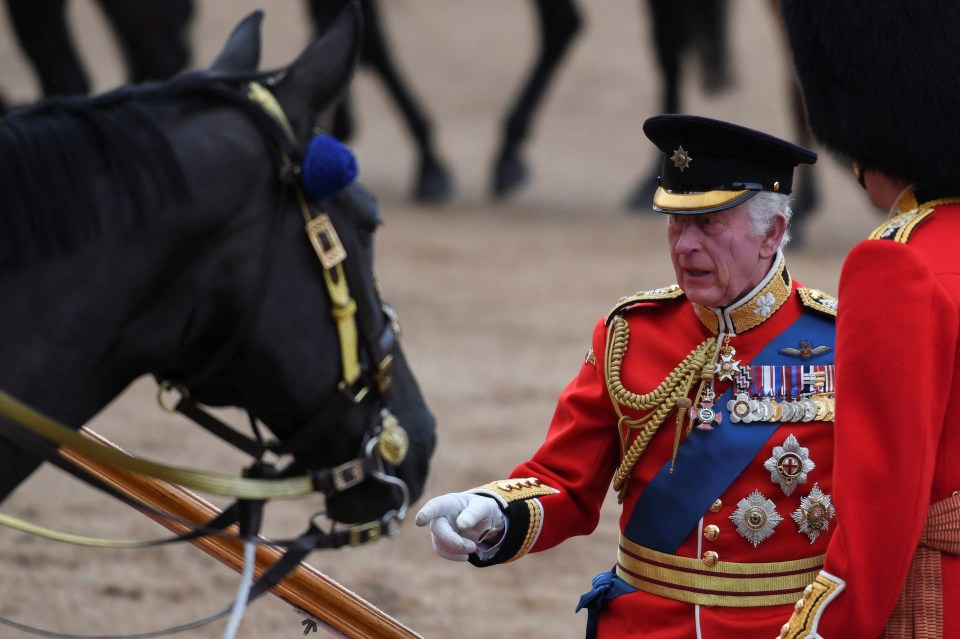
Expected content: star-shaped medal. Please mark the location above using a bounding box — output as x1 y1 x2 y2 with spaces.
730 490 783 547
791 483 835 543
763 433 815 496
670 146 692 172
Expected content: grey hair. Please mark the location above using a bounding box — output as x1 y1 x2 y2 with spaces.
743 191 793 250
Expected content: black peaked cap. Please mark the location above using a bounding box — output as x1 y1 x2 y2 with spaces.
643 114 816 214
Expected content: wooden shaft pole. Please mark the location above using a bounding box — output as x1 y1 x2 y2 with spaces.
58 427 423 639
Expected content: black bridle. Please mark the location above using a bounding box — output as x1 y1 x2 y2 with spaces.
151 74 413 547
0 73 413 552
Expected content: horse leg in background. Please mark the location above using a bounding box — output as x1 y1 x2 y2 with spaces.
624 0 685 211
309 0 453 204
3 0 90 97
690 0 734 95
1 0 190 115
624 0 735 212
765 0 818 247
781 80 818 247
490 0 582 199
94 0 194 84
309 0 361 143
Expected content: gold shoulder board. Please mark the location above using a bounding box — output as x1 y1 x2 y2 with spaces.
867 206 935 243
797 287 838 318
605 285 685 325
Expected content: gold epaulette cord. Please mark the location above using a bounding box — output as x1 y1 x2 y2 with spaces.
604 316 718 499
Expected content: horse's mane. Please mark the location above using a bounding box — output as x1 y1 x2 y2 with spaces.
0 84 177 267
0 69 284 270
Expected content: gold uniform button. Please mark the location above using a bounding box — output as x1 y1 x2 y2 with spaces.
702 550 719 567
709 499 722 513
703 524 720 541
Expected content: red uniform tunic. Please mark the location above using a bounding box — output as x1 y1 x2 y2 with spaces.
470 255 838 638
782 191 960 638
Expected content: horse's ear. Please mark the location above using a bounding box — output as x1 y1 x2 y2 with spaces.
271 0 363 142
208 11 263 74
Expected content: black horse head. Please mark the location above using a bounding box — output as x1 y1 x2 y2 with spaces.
0 4 435 529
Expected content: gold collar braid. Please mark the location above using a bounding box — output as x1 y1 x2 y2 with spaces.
693 252 791 335
868 187 960 243
605 315 718 498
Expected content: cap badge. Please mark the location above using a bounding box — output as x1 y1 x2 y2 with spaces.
670 146 693 172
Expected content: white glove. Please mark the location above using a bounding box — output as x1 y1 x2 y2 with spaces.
415 492 505 561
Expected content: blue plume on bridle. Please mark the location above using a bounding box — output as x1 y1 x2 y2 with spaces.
301 134 359 200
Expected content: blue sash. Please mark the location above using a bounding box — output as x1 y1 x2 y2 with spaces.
623 312 835 553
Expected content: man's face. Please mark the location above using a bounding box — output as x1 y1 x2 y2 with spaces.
667 204 781 308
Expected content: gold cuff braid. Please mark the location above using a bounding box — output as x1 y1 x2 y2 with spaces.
475 477 559 503
473 478 557 563
779 572 845 639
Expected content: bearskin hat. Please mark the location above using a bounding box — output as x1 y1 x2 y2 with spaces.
778 0 960 194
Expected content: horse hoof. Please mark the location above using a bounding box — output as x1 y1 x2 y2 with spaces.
414 159 454 204
491 152 529 199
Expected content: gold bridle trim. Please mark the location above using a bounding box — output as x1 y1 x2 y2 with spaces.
247 81 362 388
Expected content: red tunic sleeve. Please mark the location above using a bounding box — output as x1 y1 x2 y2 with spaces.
508 316 621 552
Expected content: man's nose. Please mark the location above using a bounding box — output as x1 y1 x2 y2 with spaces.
673 220 702 252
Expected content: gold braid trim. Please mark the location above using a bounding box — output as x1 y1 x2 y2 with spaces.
604 316 717 494
505 500 543 563
475 477 559 503
868 196 960 244
618 536 825 608
779 572 846 638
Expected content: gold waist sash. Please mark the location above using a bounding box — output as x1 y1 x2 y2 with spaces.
616 534 824 607
883 493 960 639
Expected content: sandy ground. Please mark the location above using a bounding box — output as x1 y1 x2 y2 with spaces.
0 2 879 637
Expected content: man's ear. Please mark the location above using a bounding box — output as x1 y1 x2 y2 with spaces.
760 214 788 258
